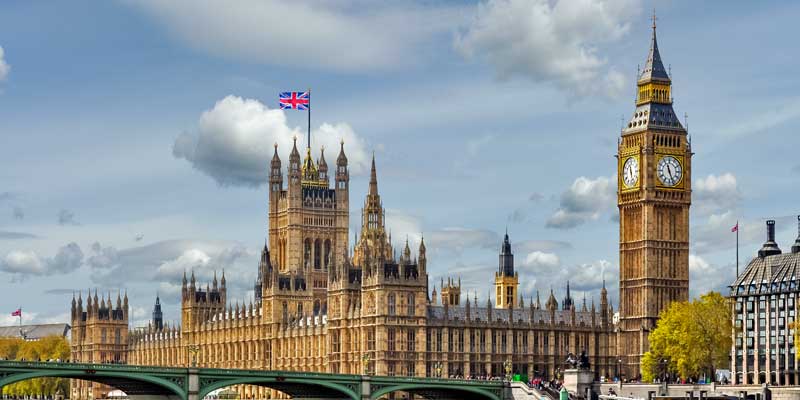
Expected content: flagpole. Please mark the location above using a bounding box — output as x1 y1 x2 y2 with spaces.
736 220 739 276
307 88 311 149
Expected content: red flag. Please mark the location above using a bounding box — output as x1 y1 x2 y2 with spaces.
731 222 738 233
11 308 21 317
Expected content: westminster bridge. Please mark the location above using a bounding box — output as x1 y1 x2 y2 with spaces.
0 361 512 400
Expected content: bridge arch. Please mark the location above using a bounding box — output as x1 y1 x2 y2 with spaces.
370 383 501 400
197 377 359 400
0 369 185 400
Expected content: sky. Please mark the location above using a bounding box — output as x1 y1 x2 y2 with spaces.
1 0 799 328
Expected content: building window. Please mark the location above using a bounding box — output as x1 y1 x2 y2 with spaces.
115 328 120 345
101 328 107 344
406 362 415 377
436 329 443 352
407 293 415 316
407 329 416 352
388 328 396 352
332 331 340 353
448 329 454 352
368 328 376 351
388 361 396 376
388 293 396 316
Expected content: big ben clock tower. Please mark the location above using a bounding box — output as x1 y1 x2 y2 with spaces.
617 18 691 376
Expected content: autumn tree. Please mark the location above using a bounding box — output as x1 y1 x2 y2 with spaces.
0 335 71 397
642 291 732 382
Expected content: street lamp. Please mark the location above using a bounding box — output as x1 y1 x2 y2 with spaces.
659 359 669 383
504 359 513 381
362 353 371 375
434 362 442 378
187 344 200 368
616 358 623 382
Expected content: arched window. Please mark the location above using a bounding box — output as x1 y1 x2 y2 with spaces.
324 239 331 269
282 301 288 324
297 302 304 317
388 293 396 316
314 299 321 316
304 238 312 267
407 293 415 316
314 239 321 269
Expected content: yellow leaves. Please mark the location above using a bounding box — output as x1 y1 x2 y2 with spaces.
0 335 71 397
642 292 732 382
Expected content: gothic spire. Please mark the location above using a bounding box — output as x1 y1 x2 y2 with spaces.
639 10 670 83
369 152 378 196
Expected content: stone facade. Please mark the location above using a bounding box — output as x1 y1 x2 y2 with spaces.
616 21 691 377
70 140 616 399
70 292 129 400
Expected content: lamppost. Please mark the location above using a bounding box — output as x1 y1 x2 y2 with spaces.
362 353 371 376
616 359 623 382
659 358 669 395
434 362 443 378
504 359 513 381
187 344 200 368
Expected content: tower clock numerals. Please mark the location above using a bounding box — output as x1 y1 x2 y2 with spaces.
622 157 639 188
657 156 683 187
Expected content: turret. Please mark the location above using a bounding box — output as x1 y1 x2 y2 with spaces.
289 137 301 189
418 235 427 274
318 147 329 183
152 295 164 330
600 280 609 325
562 281 574 310
793 216 800 254
270 143 283 193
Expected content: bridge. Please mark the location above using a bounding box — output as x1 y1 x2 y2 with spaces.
0 361 508 400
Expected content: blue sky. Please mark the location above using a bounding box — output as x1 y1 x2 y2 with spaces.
1 0 799 327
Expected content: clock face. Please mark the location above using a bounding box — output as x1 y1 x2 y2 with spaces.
657 156 683 187
622 157 639 188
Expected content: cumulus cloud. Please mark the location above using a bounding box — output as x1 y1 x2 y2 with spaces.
694 173 741 215
173 96 369 187
546 176 615 229
692 211 763 255
689 254 732 297
0 46 9 81
0 242 84 279
456 0 638 96
522 251 560 268
515 239 572 253
89 239 254 296
132 1 463 72
57 209 80 225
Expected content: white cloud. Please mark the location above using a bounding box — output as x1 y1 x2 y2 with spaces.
0 243 84 279
132 1 464 72
546 176 615 229
173 96 369 187
689 254 731 297
0 46 9 81
694 173 741 215
692 211 762 255
522 251 560 268
456 0 638 96
1 250 45 275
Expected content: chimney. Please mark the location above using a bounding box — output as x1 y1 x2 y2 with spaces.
758 220 782 258
792 215 800 254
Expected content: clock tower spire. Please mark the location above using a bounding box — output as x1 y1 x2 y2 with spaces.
617 17 691 377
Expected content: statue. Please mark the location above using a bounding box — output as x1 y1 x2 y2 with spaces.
565 350 591 370
578 350 590 369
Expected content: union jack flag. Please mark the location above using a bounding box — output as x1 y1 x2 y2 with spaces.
279 91 310 110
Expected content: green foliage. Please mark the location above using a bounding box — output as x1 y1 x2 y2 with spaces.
0 335 71 397
642 292 732 382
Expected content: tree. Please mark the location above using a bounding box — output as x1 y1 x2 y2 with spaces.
0 335 71 397
641 292 732 382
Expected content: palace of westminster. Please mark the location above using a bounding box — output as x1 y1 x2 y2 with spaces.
69 22 699 399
